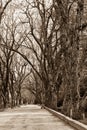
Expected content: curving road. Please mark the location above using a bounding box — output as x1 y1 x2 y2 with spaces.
0 105 76 130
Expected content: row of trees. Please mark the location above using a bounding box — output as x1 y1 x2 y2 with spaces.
0 0 87 119
0 0 33 108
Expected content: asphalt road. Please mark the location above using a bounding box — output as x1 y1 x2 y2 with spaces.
0 105 76 130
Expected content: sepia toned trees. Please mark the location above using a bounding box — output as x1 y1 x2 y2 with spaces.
0 0 87 120
0 0 12 108
0 0 34 108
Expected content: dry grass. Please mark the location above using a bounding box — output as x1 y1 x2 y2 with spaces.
79 119 87 125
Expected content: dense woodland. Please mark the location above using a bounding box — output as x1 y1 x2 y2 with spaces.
0 0 87 120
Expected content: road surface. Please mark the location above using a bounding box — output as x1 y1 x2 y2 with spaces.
0 105 76 130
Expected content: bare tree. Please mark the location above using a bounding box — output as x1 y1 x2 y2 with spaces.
0 0 12 22
0 0 87 120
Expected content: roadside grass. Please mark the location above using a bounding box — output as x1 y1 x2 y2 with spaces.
79 119 87 125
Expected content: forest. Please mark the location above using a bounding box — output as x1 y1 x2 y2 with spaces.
0 0 87 120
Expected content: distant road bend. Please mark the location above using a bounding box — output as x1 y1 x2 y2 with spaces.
0 105 77 130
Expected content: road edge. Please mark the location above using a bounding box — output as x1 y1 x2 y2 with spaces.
44 106 87 130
